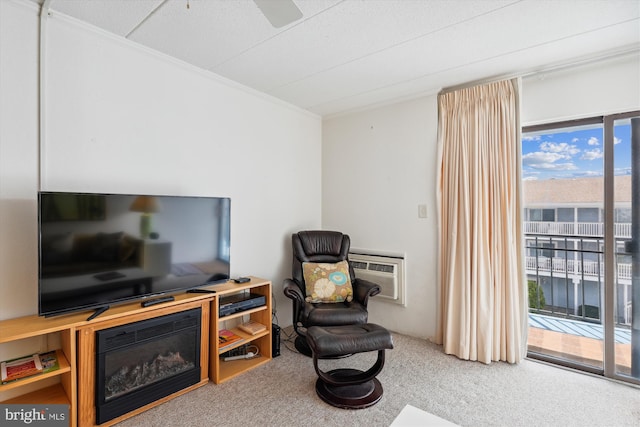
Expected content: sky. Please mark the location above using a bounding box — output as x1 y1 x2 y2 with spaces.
522 123 632 181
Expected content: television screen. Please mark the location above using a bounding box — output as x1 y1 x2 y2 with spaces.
38 192 231 317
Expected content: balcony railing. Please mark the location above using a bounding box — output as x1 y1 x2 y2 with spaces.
524 221 631 238
525 256 632 281
525 233 632 326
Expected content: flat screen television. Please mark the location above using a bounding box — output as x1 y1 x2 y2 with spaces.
38 191 231 317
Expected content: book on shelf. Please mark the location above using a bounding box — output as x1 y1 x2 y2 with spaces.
238 320 267 335
1 353 43 383
39 351 60 374
219 329 244 350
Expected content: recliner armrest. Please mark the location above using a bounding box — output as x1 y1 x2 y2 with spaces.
283 278 305 305
284 278 306 335
352 278 381 308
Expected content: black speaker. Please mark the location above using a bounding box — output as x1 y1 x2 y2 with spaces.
272 324 281 357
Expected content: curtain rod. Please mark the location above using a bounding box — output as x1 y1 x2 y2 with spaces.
439 45 640 95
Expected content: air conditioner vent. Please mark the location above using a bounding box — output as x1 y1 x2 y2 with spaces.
368 263 394 273
350 260 367 270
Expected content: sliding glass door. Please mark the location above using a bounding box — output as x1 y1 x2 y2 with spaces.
523 111 640 384
523 118 605 372
610 112 640 381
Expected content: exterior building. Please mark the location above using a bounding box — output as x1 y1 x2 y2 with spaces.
523 176 632 326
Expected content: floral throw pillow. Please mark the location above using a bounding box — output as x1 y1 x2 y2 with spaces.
303 261 353 303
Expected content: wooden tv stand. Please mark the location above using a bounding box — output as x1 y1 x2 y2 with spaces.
0 276 272 427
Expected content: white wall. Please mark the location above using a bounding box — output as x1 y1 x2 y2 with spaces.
522 54 640 124
322 53 640 341
0 0 40 321
0 0 321 326
323 96 439 339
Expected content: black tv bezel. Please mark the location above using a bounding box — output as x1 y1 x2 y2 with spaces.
37 191 231 317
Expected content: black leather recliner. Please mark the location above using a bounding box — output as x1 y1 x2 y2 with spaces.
283 230 381 356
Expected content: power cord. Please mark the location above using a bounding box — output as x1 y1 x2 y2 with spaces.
270 290 301 354
281 324 301 354
267 304 298 355
223 344 260 361
246 344 259 358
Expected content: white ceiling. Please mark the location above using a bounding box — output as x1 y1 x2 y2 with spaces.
45 0 640 117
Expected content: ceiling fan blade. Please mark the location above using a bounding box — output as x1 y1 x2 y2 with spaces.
253 0 303 28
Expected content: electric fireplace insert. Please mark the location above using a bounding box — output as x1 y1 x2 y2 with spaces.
95 308 201 424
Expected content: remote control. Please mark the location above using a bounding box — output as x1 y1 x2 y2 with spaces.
232 277 250 283
141 296 175 307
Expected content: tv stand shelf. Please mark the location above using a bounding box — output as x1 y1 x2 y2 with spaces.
209 278 272 384
0 319 77 425
0 276 272 427
218 328 270 355
1 349 71 392
3 383 70 405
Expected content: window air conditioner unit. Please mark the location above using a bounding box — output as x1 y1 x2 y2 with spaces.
348 252 405 306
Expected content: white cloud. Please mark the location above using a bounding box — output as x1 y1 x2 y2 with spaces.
587 137 599 146
523 142 582 170
539 141 580 158
522 135 541 142
522 153 578 170
523 152 566 164
572 170 603 178
614 137 622 145
615 167 632 175
536 163 577 170
572 138 579 143
580 148 603 160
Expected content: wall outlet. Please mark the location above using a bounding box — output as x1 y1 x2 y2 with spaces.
418 204 428 218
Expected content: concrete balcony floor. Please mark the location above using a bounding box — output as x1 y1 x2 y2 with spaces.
528 313 632 375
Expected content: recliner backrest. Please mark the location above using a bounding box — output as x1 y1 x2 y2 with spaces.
291 231 356 295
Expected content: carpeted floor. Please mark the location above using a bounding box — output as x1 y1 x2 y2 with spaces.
116 327 640 427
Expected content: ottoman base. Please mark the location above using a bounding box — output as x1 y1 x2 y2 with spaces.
315 368 383 409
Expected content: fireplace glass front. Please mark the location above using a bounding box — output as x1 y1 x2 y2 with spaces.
95 308 201 424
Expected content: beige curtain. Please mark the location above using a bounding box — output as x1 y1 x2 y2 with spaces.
435 78 527 364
